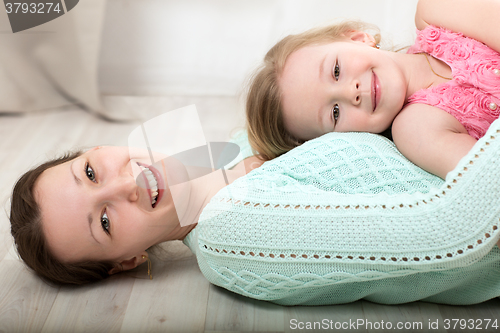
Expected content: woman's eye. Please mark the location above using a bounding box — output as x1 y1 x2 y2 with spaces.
101 211 110 234
331 104 340 122
85 163 96 182
334 61 340 81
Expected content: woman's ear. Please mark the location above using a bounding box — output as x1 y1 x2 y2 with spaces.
344 30 377 47
108 251 149 275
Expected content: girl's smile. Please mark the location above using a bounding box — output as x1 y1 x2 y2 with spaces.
372 71 381 112
279 33 408 141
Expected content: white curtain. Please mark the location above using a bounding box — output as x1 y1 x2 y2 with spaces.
0 0 419 120
98 0 418 98
0 0 106 114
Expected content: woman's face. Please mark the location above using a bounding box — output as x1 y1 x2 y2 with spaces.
34 146 184 265
279 33 407 140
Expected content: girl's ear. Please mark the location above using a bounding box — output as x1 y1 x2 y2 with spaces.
344 30 377 47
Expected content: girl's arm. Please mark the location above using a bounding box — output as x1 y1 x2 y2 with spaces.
415 0 500 54
392 104 477 179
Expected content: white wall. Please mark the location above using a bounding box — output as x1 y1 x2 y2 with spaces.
98 0 419 96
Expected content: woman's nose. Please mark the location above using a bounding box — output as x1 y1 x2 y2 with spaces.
101 174 139 202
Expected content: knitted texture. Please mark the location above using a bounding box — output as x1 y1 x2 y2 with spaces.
407 25 500 139
184 120 500 306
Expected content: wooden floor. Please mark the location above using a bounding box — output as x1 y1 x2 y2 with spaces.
1 96 499 333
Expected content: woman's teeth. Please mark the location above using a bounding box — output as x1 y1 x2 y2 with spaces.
140 166 159 207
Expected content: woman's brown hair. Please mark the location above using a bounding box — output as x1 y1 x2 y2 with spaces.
246 20 381 161
9 151 116 285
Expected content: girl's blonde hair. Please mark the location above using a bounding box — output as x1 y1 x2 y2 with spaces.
245 20 381 161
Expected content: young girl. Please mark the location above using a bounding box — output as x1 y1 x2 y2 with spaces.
246 0 500 179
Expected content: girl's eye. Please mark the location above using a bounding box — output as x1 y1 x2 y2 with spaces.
101 211 111 234
334 60 340 81
85 163 96 182
331 104 340 123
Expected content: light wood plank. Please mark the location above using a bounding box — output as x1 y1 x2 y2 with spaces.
41 274 135 333
0 260 59 333
0 170 18 261
120 255 209 333
205 284 285 332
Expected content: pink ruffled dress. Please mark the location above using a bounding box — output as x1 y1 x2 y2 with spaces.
407 25 500 139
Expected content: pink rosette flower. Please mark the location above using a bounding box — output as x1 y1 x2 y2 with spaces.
474 41 500 58
426 84 451 105
445 86 474 114
413 33 432 54
474 92 490 110
470 63 500 94
453 68 473 87
431 41 447 58
464 120 486 140
474 93 499 119
445 41 472 61
423 26 441 41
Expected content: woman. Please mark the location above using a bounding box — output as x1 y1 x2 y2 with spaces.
10 145 262 284
10 120 500 305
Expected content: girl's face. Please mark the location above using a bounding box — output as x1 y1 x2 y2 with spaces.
279 34 407 140
34 146 185 265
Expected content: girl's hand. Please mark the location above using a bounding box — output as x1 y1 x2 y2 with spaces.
415 0 500 54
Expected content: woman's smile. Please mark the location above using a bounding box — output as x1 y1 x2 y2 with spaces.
137 162 165 208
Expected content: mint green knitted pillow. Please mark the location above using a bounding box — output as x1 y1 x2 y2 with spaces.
228 130 444 195
206 126 500 265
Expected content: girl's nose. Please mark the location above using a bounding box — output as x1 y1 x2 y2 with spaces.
336 80 361 106
347 81 361 106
